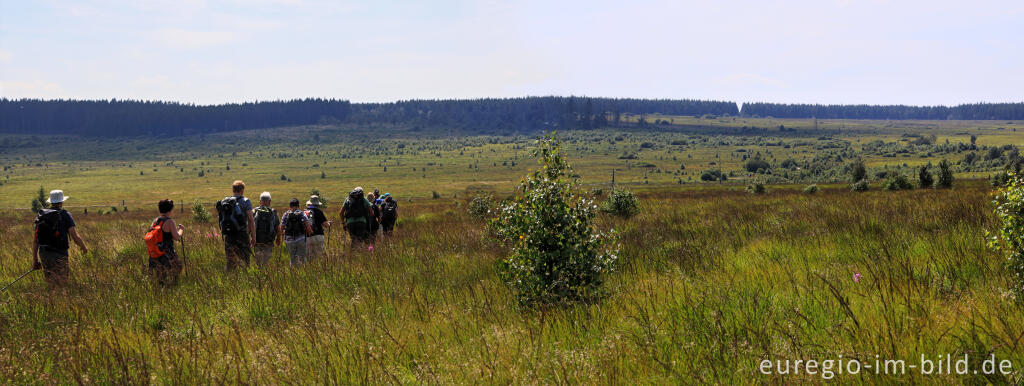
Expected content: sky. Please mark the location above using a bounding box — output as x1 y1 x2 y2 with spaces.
0 0 1022 106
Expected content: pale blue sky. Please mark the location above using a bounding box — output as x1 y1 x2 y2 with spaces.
1 0 1021 105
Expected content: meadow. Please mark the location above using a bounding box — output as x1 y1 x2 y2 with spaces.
0 117 1022 383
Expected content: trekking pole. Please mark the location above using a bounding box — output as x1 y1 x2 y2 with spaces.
1 268 37 293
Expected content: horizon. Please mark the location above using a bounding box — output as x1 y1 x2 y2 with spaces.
1 1 1022 106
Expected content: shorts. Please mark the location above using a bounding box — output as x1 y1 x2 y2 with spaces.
253 242 274 267
286 238 308 266
39 247 69 286
306 235 325 260
347 221 369 244
224 234 251 270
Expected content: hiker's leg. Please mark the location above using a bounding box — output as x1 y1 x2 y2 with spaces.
307 235 325 260
224 241 240 271
254 243 272 267
39 248 69 287
166 252 183 285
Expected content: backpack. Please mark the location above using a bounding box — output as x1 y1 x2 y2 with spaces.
381 201 397 220
344 191 367 219
254 206 277 244
216 196 246 234
304 207 325 235
144 217 169 258
284 210 306 237
34 209 68 250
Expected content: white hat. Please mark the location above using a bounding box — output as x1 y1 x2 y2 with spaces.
47 190 68 204
260 191 272 201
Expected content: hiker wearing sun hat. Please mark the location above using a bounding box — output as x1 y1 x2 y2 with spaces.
32 190 88 286
304 195 331 260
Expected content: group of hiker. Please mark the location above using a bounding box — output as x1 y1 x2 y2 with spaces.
29 180 399 287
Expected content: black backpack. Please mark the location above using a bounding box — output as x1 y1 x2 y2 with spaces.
35 209 68 250
345 192 367 219
284 210 306 237
253 206 277 243
381 200 397 220
216 197 246 234
305 207 325 235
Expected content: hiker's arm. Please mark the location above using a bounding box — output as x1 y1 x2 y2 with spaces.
164 218 183 241
68 227 88 254
247 211 256 243
339 208 347 231
275 223 283 246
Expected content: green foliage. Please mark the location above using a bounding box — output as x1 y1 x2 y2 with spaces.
803 184 819 194
490 134 619 307
191 200 211 223
882 174 914 191
468 193 495 219
745 182 766 194
744 157 770 173
990 172 1024 301
851 179 869 192
937 159 954 188
992 171 1011 187
850 159 867 183
431 191 441 199
918 164 934 188
309 188 328 208
700 169 725 181
30 186 48 213
601 189 640 217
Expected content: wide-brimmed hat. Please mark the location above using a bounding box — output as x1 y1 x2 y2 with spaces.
47 190 68 204
306 195 322 207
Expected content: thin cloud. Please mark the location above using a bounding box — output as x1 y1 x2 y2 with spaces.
150 28 237 50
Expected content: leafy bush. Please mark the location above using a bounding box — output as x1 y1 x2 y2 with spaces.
490 135 619 307
601 189 640 217
468 193 495 219
803 184 819 194
882 174 914 191
851 179 869 192
30 186 48 213
700 169 725 181
918 164 934 188
745 182 766 194
993 172 1011 187
431 191 441 199
192 200 212 223
937 159 954 188
990 172 1024 301
744 158 770 173
850 159 867 182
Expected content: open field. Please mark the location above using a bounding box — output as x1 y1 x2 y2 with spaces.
0 180 1019 383
1 119 1023 382
1 117 1023 209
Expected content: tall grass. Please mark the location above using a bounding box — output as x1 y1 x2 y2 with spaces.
0 181 1020 383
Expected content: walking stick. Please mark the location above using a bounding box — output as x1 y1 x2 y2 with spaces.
1 268 37 293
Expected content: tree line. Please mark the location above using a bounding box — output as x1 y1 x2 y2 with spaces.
3 97 1023 137
0 98 352 136
740 102 1024 120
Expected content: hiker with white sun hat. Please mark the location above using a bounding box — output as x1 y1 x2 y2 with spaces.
32 190 89 287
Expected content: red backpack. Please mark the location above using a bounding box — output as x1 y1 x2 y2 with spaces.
144 217 169 258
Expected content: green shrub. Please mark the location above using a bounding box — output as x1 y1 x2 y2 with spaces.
918 164 934 188
850 159 867 182
993 172 1011 187
602 189 640 217
882 174 914 191
851 179 869 192
490 134 619 307
431 191 441 199
937 159 954 188
803 184 819 194
192 200 211 223
30 186 48 213
468 193 495 219
745 182 766 194
990 172 1024 301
